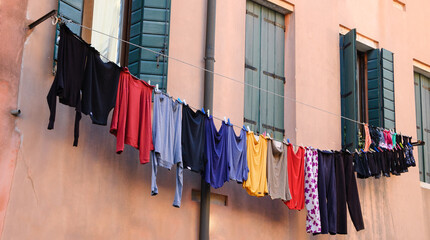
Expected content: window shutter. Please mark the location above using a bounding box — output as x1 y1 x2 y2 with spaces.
259 7 285 139
244 1 261 133
340 29 358 151
367 49 382 127
415 73 430 182
128 0 171 90
244 1 284 137
414 73 424 182
380 49 395 129
53 0 84 63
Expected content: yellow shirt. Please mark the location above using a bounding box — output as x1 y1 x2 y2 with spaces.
242 132 268 197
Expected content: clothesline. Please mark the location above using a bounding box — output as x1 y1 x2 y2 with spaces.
56 16 415 143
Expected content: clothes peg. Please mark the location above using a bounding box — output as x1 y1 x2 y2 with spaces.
201 108 206 114
263 131 266 137
355 149 360 154
377 147 383 152
373 147 379 153
267 133 271 139
224 116 227 124
183 99 187 105
346 149 351 154
247 125 251 132
177 98 183 104
156 84 159 91
227 118 231 126
207 109 210 117
148 80 151 85
243 125 247 131
287 139 290 144
399 142 404 148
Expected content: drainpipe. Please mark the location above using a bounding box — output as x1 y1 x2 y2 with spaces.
200 0 216 239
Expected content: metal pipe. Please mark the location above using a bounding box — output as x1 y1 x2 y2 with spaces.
200 0 216 239
28 10 57 29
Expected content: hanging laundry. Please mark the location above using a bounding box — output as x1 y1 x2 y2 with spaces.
181 105 206 173
226 126 248 183
369 126 380 148
150 91 183 207
354 153 371 179
317 150 336 234
81 48 121 125
403 136 416 167
110 68 154 164
284 145 305 210
364 124 372 152
266 139 291 201
304 148 321 234
384 130 393 150
204 118 229 189
335 151 364 234
366 152 380 178
242 132 268 197
47 24 89 146
378 129 387 149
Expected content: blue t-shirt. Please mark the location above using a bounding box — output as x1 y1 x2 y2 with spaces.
226 126 248 183
204 117 229 188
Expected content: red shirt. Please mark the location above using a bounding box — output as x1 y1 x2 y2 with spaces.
110 68 153 164
284 145 305 210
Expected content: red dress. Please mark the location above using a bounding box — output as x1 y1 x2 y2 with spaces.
110 68 154 164
284 145 305 210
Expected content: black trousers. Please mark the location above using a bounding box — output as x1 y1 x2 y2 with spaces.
335 152 365 234
318 150 337 234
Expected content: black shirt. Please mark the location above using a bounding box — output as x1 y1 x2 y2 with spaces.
181 105 206 173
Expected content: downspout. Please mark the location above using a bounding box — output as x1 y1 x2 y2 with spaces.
200 0 216 239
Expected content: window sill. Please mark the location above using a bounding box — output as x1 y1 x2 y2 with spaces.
420 181 430 190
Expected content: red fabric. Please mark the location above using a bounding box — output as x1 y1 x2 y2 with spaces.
284 145 305 210
110 68 154 164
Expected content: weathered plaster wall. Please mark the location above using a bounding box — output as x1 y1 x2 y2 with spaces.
0 0 429 239
0 0 28 236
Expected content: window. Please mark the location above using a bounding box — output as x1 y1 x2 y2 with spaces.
54 0 171 90
340 29 395 150
244 0 285 139
414 72 430 183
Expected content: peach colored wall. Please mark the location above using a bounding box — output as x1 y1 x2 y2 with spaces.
0 0 28 236
1 0 430 240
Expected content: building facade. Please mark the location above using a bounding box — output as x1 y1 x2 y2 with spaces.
0 0 429 239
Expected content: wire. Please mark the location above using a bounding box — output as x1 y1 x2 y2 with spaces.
59 17 415 143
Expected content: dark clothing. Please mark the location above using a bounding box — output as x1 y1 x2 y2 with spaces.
81 49 121 125
403 136 416 167
367 152 380 177
387 150 400 176
354 153 371 179
335 152 365 234
47 24 89 146
47 24 121 146
204 117 229 189
380 150 391 177
317 150 337 235
182 105 206 173
369 126 380 148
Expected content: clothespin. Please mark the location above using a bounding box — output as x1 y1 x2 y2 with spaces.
224 116 227 124
201 108 206 114
207 109 210 117
346 149 351 154
183 99 187 105
373 147 379 153
263 131 266 137
227 118 231 126
247 125 251 132
148 80 151 85
408 142 412 147
156 84 159 91
399 142 404 148
177 98 183 104
267 133 271 139
377 147 383 152
287 138 290 144
355 149 360 154
243 125 248 131
360 149 365 153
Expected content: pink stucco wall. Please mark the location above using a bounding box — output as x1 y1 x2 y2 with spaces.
0 0 429 239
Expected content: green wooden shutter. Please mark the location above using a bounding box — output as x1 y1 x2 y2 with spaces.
367 49 382 127
53 0 84 62
415 73 430 183
244 1 285 137
381 49 395 129
128 0 171 91
340 29 358 151
244 1 261 133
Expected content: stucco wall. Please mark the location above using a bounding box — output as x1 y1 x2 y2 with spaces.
0 0 429 239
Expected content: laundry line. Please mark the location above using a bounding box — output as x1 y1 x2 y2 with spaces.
55 16 417 144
